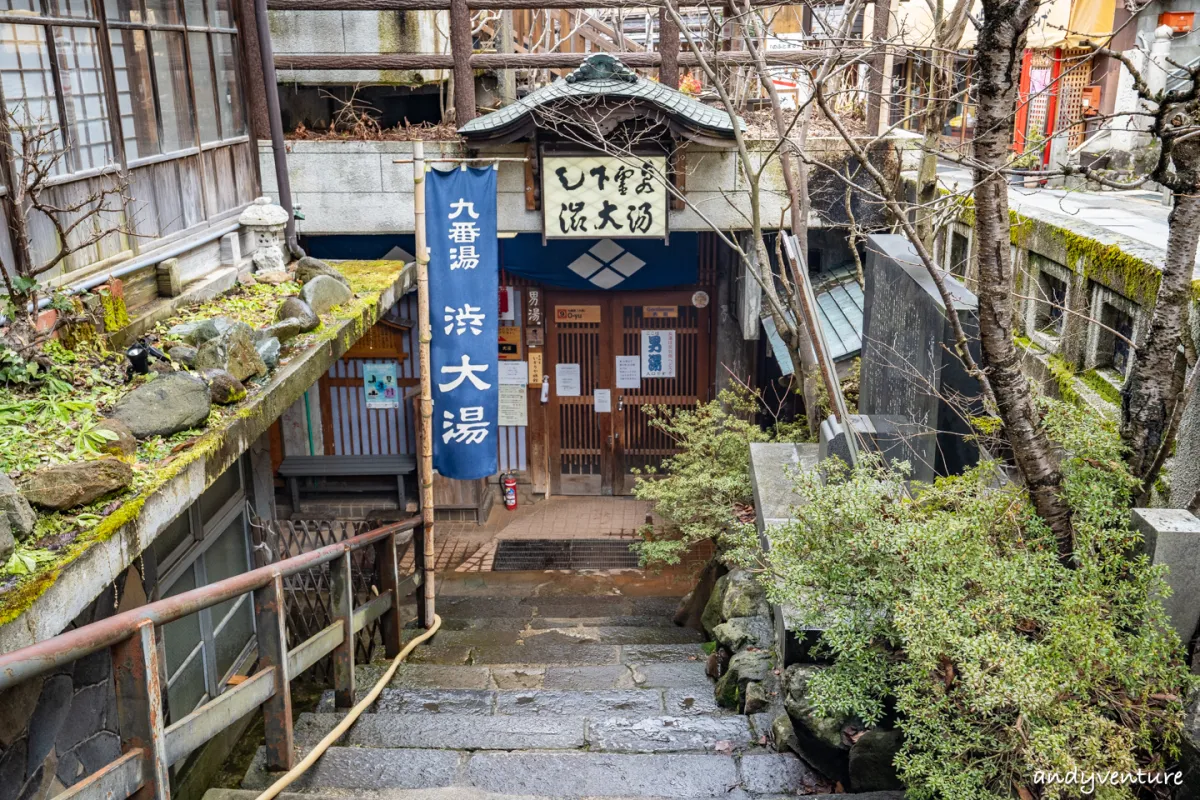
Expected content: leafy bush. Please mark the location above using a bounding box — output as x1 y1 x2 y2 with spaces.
632 386 806 565
726 398 1194 799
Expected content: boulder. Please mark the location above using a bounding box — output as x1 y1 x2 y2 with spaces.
722 569 770 620
148 360 174 375
111 373 211 438
295 256 349 287
94 418 137 460
201 369 247 405
0 516 13 564
252 244 286 273
848 728 904 791
0 474 37 541
1179 691 1200 799
275 297 319 332
744 680 770 714
300 275 352 315
256 336 281 370
714 615 773 652
701 574 729 636
771 713 800 753
714 649 771 711
165 316 234 346
20 457 133 510
167 345 197 368
258 318 304 343
783 664 853 783
255 269 292 286
193 321 267 382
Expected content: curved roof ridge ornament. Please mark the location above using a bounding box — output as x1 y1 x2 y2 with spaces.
564 53 639 85
458 53 744 146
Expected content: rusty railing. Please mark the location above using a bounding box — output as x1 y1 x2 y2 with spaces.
0 516 431 800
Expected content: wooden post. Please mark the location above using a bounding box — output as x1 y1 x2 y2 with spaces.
658 4 679 90
376 531 404 656
450 0 476 123
255 573 295 771
110 621 169 800
330 550 355 708
413 141 437 629
498 9 516 105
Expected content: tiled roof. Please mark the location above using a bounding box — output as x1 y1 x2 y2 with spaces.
761 264 865 373
459 54 743 138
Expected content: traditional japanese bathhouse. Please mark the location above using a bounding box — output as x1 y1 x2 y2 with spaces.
282 54 875 507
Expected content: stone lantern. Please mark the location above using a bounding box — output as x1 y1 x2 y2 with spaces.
238 196 289 273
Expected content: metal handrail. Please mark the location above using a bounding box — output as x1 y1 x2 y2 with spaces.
0 514 432 800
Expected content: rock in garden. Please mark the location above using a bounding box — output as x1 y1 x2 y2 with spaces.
715 649 771 710
111 372 212 438
94 418 137 460
149 360 174 375
0 474 37 541
165 316 234 346
256 336 281 371
0 516 13 564
300 275 352 316
714 616 774 652
201 369 247 405
252 243 285 273
722 569 770 620
168 345 197 367
275 297 319 332
237 272 258 287
295 256 349 287
258 318 303 343
848 728 904 791
701 574 730 636
256 269 292 286
193 321 266 382
20 457 133 510
743 680 770 714
783 664 853 782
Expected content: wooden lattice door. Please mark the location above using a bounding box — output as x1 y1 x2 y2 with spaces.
548 293 613 495
613 294 711 495
547 291 711 496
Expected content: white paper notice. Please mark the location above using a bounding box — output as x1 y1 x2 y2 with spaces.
594 389 611 413
556 363 581 397
641 329 676 378
615 355 641 389
497 384 528 426
498 361 527 385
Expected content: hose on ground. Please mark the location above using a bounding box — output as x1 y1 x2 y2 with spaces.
253 613 444 800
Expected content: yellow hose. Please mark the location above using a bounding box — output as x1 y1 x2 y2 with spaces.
254 613 443 800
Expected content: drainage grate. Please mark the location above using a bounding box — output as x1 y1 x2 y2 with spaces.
492 539 642 571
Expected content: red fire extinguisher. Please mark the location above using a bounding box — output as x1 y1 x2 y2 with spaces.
503 473 518 510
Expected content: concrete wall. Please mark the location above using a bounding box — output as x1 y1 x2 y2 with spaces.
270 10 448 86
260 137 904 236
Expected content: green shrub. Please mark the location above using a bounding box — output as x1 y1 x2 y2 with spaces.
727 398 1194 799
632 386 806 565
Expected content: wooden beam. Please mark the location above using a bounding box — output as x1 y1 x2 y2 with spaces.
269 0 786 9
275 47 861 70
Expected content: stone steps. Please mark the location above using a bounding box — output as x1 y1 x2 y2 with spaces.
397 595 683 620
420 625 705 646
402 642 706 666
351 660 713 691
291 710 760 752
209 790 903 800
316 686 723 716
237 748 818 798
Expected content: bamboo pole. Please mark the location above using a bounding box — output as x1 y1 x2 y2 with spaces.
413 140 436 629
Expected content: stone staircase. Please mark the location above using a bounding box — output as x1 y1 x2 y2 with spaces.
201 590 881 800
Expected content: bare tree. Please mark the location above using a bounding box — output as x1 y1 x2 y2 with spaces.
0 106 131 355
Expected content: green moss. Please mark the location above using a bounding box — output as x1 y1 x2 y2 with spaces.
98 288 130 332
1047 354 1081 406
1055 228 1161 305
1080 369 1122 407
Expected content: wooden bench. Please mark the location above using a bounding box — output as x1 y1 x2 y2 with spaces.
278 455 417 512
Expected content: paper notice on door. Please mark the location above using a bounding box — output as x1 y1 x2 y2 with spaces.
556 363 581 396
615 356 641 389
594 389 611 413
498 361 527 385
497 384 527 426
527 351 544 385
641 330 676 378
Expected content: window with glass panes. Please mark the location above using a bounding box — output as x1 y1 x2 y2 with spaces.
152 457 257 722
0 0 247 174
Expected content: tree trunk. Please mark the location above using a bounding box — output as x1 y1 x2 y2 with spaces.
1121 151 1200 480
973 0 1074 564
864 0 892 136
